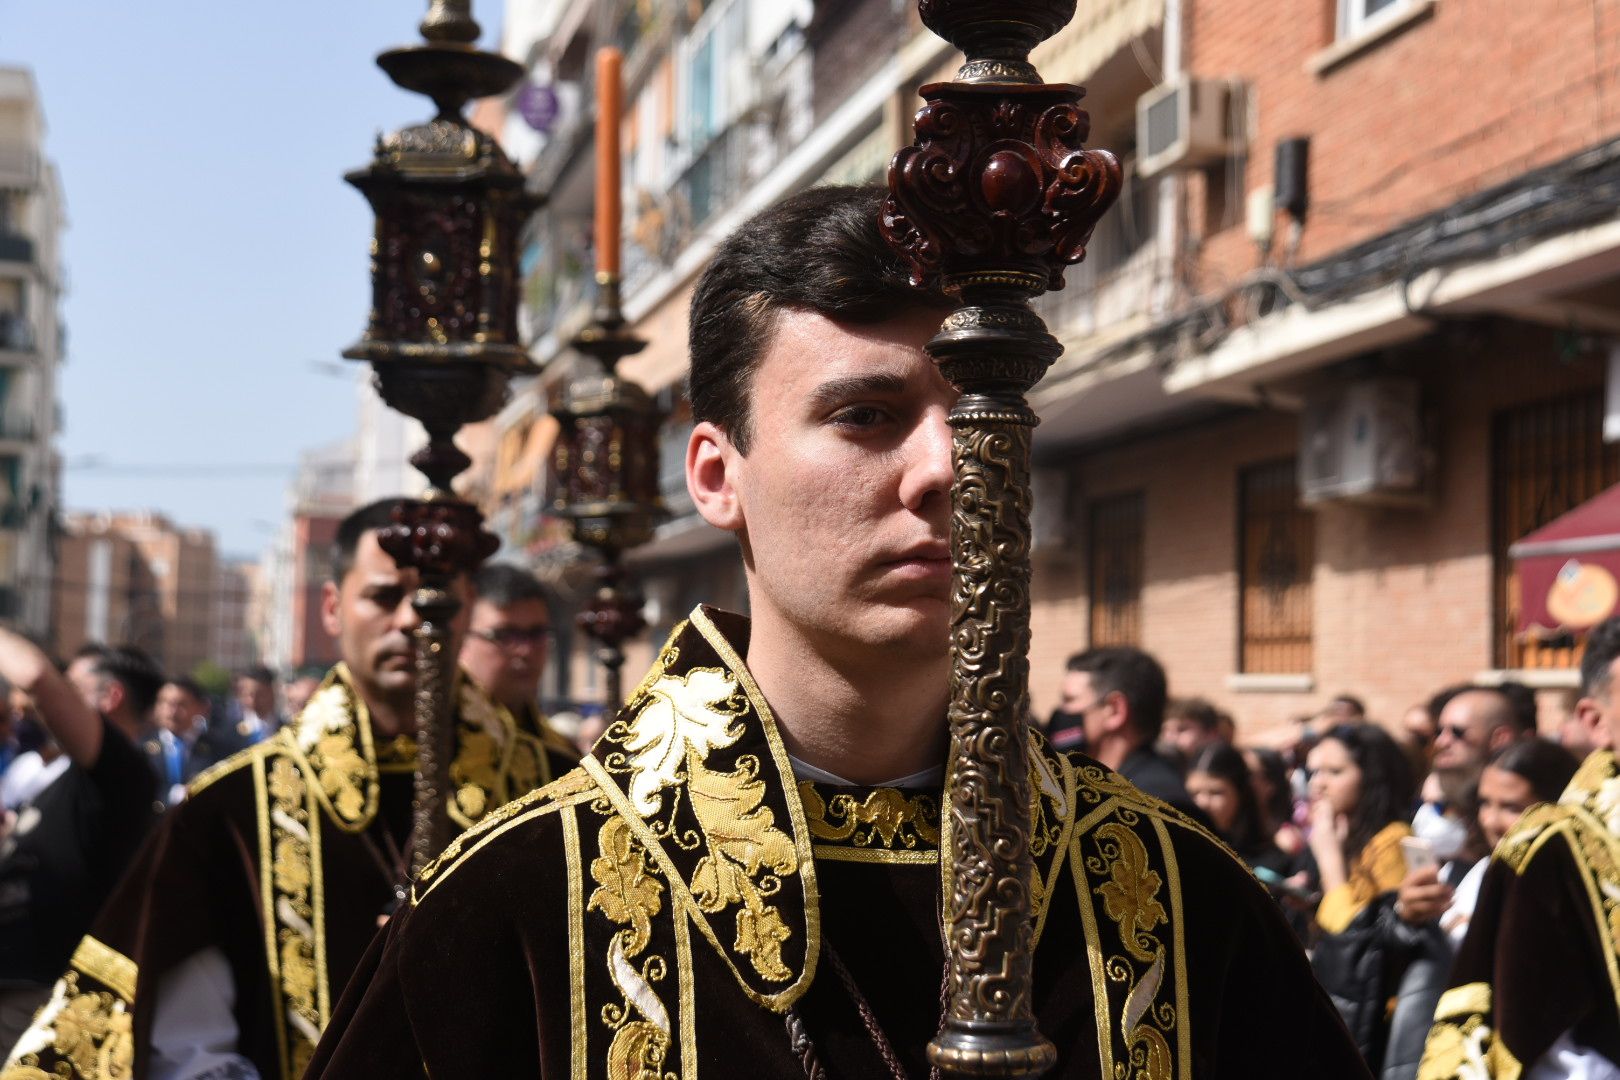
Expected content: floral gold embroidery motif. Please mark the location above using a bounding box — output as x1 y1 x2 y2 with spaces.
1094 823 1168 963
587 817 676 1079
612 663 799 984
589 817 665 956
3 970 134 1080
1082 813 1180 1080
263 752 322 1079
1417 982 1518 1080
798 783 941 850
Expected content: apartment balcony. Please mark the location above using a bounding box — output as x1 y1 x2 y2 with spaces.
0 313 32 360
0 421 37 451
0 143 39 191
1033 167 1159 348
0 233 33 267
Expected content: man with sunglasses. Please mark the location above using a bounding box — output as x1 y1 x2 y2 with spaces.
460 562 572 749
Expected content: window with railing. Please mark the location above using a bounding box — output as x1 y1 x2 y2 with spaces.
1088 492 1144 647
1493 390 1620 670
1239 459 1314 674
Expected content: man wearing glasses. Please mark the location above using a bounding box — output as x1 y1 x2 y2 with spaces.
460 562 570 747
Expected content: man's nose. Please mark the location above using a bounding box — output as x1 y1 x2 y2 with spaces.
392 594 423 631
899 407 955 512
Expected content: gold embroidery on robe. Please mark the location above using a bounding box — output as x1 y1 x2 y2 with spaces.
603 656 799 985
586 816 676 1079
798 783 940 850
2 938 139 1080
1418 982 1521 1080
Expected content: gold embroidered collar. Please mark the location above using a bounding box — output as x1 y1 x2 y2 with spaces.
280 663 531 833
581 605 1076 1013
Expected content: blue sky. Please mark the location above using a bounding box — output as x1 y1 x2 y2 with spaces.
5 1 502 558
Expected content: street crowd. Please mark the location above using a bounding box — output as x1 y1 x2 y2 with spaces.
0 574 1602 1077
1046 641 1607 1078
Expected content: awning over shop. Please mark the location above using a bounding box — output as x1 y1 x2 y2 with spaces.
1511 483 1620 635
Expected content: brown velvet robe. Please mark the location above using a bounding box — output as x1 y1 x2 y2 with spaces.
307 607 1369 1079
1418 749 1620 1078
0 664 578 1080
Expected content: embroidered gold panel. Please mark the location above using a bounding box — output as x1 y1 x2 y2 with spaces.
1 939 137 1080
1417 982 1522 1080
1069 762 1193 1080
799 782 941 865
583 609 817 1011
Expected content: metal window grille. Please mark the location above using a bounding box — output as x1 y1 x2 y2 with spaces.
1239 459 1314 674
1492 390 1620 670
1088 492 1144 647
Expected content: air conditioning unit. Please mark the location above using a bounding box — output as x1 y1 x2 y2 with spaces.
1299 379 1427 506
1136 77 1245 179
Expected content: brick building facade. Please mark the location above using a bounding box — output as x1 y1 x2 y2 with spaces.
489 0 1620 733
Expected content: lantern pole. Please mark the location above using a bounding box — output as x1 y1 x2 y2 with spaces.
343 0 541 876
549 47 665 713
880 2 1122 1075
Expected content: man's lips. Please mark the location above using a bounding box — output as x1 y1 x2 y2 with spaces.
878 543 952 581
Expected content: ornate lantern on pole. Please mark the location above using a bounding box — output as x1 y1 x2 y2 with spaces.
343 0 541 876
881 1 1122 1075
549 47 666 712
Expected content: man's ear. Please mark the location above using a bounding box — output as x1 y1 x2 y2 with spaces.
1488 724 1517 753
102 680 125 717
1102 690 1132 736
1576 696 1612 749
688 421 744 533
320 580 343 640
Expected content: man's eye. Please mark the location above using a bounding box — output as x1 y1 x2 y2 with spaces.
831 405 888 429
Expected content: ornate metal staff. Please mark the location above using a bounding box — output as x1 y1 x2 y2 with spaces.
549 48 665 712
881 2 1121 1075
343 0 541 875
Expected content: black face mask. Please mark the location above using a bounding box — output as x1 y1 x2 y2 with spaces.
1046 710 1088 751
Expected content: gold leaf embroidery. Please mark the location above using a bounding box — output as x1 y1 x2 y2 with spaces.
272 836 311 899
3 972 134 1080
268 757 306 806
734 897 792 982
606 1019 669 1080
312 734 368 822
1093 822 1167 964
798 782 940 849
588 817 665 957
620 667 747 817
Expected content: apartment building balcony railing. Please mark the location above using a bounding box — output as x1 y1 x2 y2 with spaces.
0 313 31 354
675 122 753 248
0 422 36 444
0 233 34 266
1034 166 1158 344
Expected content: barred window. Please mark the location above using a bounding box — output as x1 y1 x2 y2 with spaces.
1089 492 1144 647
1239 460 1315 674
1493 390 1620 670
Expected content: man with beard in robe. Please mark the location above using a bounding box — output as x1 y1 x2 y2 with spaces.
1 497 577 1080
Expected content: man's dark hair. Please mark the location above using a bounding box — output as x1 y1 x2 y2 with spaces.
165 676 209 703
237 664 275 687
687 185 949 454
331 498 403 585
1328 694 1366 717
474 562 554 610
1489 737 1580 804
1165 696 1220 733
1582 616 1620 699
1065 646 1168 744
1493 680 1539 736
91 645 165 718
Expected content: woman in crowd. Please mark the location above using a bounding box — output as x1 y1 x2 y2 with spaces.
1244 745 1307 857
1450 738 1579 938
1304 723 1417 1073
1187 742 1290 876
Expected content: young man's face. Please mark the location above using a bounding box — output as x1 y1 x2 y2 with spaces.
690 308 955 661
320 530 472 708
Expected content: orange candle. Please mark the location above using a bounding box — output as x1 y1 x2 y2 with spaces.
595 46 623 279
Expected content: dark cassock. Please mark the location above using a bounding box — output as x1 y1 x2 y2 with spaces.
306 608 1368 1079
0 662 578 1080
1419 748 1620 1078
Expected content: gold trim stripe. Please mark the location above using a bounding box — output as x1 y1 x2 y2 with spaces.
70 936 137 1003
562 805 587 1080
676 900 698 1079
1153 815 1193 1077
812 845 938 865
